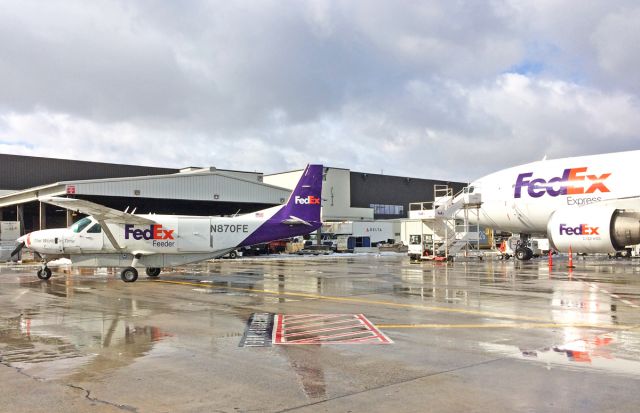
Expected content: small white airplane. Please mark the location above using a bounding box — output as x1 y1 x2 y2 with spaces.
11 164 324 282
468 150 640 259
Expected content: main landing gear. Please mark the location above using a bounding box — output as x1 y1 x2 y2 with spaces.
119 267 162 282
515 247 534 261
120 267 138 283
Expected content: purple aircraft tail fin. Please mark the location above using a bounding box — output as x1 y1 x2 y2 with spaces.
238 164 323 247
280 164 323 223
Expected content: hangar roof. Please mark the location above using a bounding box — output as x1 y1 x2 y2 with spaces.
0 169 291 208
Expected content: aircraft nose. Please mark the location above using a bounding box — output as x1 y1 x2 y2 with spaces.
16 234 27 244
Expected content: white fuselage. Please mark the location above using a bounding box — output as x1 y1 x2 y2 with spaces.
469 150 640 234
25 206 283 258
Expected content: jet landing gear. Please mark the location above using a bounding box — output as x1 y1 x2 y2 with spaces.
513 234 534 261
145 268 161 278
515 247 533 261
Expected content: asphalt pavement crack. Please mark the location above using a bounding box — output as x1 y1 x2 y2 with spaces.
1 358 138 412
66 384 139 412
0 359 45 381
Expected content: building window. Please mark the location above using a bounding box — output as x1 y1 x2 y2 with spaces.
370 204 404 216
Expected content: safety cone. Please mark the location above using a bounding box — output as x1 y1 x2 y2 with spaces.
568 245 575 269
548 249 553 267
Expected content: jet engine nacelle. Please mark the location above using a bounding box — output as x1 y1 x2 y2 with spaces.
547 206 640 253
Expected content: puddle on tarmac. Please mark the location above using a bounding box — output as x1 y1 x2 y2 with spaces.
480 330 640 378
0 312 171 380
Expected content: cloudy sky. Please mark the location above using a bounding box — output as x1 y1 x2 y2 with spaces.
1 1 639 181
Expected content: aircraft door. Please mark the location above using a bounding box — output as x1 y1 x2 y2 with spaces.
177 218 211 252
79 222 105 252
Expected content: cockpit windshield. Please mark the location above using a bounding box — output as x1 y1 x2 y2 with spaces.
70 217 92 233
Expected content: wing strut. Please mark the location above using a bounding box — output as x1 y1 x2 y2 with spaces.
97 219 123 251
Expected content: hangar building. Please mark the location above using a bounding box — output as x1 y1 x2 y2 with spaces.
0 154 465 235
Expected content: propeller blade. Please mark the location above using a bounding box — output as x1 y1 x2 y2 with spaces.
10 241 25 257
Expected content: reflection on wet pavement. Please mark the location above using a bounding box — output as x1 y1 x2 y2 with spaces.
1 254 640 412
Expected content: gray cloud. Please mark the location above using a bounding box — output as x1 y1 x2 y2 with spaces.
0 0 639 182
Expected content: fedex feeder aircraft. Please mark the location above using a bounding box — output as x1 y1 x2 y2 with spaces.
11 164 324 282
468 150 640 260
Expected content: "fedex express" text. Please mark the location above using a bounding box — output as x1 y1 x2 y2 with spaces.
514 167 611 199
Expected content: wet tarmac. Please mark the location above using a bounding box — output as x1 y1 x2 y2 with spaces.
1 253 640 412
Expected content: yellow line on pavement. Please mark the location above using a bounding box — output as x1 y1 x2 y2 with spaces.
153 279 549 322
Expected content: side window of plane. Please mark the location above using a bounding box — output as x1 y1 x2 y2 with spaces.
70 217 92 233
87 223 102 234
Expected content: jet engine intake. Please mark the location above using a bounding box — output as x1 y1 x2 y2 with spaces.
547 207 640 253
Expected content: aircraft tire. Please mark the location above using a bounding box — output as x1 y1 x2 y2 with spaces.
37 267 52 280
121 267 138 283
515 248 528 261
228 250 238 259
525 247 534 260
146 267 161 277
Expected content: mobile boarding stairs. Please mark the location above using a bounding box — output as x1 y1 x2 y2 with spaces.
408 185 484 261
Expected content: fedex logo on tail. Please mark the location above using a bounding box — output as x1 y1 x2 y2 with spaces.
559 224 599 236
295 195 320 205
125 224 175 240
514 167 611 198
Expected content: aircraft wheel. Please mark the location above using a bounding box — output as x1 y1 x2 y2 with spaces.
121 267 138 283
515 248 530 261
37 267 52 280
145 267 161 277
525 247 534 260
228 250 238 259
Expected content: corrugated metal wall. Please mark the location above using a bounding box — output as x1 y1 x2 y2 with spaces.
73 173 289 204
0 154 177 190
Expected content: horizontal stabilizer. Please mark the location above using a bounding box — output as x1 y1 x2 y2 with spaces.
281 215 313 226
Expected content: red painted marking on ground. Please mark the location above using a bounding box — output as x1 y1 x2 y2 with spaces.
286 329 374 344
357 314 392 343
274 314 392 345
284 323 364 338
284 318 360 332
273 314 284 344
283 314 349 326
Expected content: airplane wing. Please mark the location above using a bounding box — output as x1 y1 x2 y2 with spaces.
39 196 156 225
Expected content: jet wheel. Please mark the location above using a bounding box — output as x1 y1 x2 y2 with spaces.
515 247 533 261
121 267 138 283
146 267 161 277
37 267 52 280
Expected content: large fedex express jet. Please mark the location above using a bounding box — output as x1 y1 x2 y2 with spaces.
11 164 323 282
467 150 640 260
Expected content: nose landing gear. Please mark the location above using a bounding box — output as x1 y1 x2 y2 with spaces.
37 266 52 280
